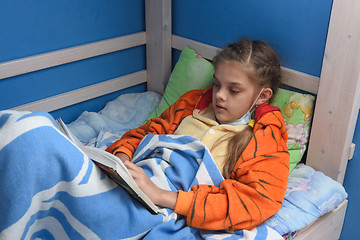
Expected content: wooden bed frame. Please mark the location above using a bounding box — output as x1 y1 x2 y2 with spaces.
1 0 359 239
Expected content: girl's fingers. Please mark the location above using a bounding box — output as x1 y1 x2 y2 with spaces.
124 161 145 179
124 160 137 170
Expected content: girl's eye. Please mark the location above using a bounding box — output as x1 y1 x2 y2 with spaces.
230 89 239 94
213 82 220 88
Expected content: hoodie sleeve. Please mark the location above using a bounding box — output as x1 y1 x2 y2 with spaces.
105 89 204 159
174 108 289 231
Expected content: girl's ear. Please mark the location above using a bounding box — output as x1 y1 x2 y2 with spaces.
256 88 273 106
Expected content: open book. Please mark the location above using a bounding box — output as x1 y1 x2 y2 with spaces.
56 118 160 215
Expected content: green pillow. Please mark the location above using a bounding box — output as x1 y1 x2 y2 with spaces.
271 88 315 173
146 47 214 120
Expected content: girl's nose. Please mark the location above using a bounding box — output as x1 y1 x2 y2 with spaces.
216 88 226 101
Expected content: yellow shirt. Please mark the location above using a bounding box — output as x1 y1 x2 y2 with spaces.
174 105 248 171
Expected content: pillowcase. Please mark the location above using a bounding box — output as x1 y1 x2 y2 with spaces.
146 46 214 120
271 88 315 173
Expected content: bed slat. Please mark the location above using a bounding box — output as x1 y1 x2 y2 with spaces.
11 70 147 112
172 35 220 60
0 32 146 80
145 0 172 95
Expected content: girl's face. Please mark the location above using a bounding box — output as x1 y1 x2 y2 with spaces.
212 60 261 123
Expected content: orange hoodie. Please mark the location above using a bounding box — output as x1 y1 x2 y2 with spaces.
106 87 289 231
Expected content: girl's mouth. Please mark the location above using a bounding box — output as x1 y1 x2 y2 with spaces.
216 104 226 111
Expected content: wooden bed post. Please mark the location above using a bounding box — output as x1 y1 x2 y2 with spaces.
306 0 360 183
145 0 172 95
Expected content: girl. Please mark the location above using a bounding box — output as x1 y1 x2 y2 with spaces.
106 38 289 231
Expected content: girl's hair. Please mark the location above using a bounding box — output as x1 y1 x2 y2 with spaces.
212 38 281 179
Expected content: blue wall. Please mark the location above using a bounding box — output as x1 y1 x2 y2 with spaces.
341 110 360 239
0 0 146 123
173 0 332 77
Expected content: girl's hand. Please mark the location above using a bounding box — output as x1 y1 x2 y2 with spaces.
115 152 130 164
124 161 178 209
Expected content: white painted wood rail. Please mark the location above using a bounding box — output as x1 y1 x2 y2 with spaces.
306 0 360 183
172 34 320 94
145 0 172 95
12 71 147 112
0 32 146 80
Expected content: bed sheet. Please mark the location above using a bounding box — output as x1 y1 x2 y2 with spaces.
67 91 162 144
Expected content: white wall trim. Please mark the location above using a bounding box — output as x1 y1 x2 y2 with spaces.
172 34 319 94
11 70 147 112
0 32 146 80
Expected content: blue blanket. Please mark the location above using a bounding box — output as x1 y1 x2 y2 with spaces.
0 110 284 240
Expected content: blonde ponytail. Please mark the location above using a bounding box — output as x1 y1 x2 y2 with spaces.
222 125 253 179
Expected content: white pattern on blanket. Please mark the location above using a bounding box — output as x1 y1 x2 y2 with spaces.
0 110 284 240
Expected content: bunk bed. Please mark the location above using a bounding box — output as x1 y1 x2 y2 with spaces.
1 0 359 239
